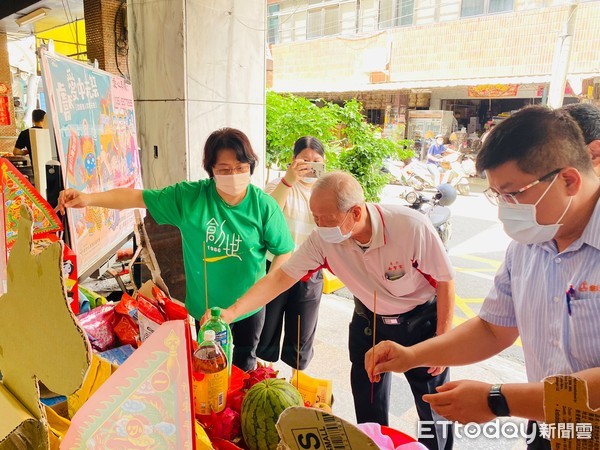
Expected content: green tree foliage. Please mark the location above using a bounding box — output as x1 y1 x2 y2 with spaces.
266 91 413 202
266 91 338 170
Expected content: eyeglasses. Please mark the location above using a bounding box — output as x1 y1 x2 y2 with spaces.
213 164 251 176
483 168 563 205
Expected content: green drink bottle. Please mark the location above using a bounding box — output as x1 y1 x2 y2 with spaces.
200 307 233 375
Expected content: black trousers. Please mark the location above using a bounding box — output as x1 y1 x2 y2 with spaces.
257 270 323 370
229 307 266 372
349 299 453 450
526 421 552 450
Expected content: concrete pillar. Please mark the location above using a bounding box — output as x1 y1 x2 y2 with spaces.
0 33 18 153
83 0 129 77
128 0 266 301
129 0 267 187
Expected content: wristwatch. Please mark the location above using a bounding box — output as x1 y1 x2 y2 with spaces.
487 384 510 417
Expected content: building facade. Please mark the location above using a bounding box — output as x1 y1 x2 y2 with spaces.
267 0 600 134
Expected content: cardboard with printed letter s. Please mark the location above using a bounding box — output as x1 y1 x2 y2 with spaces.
276 406 379 449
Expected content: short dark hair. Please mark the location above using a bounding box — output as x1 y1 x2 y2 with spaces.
562 103 600 145
293 136 325 158
203 128 258 178
32 109 46 123
476 106 593 176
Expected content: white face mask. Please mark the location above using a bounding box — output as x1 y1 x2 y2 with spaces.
317 210 355 244
497 176 572 244
302 177 317 184
214 172 251 197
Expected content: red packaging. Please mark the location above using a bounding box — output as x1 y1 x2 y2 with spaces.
151 285 188 321
137 293 166 341
113 292 140 347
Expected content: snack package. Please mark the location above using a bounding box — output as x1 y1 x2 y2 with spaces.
291 370 333 406
153 285 188 320
113 292 140 347
77 303 117 351
137 293 166 341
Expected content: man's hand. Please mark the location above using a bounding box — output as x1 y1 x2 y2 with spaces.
58 189 89 214
365 340 415 383
422 380 494 424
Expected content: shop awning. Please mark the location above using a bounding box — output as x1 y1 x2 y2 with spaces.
273 73 596 95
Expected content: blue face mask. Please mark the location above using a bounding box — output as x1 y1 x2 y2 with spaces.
316 210 355 244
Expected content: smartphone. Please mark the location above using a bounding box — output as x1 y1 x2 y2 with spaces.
305 161 325 179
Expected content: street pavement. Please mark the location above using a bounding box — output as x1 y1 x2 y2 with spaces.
269 177 530 449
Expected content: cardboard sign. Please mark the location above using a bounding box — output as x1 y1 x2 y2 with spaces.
0 206 90 449
276 406 380 449
544 375 600 449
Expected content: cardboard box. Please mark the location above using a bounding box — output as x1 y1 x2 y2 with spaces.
277 406 380 449
544 375 600 449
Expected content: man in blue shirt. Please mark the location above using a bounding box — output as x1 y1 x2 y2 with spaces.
427 135 446 186
366 106 600 450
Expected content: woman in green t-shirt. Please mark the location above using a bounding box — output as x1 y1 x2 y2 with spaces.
59 128 295 371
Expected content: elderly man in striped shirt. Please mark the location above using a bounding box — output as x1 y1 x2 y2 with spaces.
366 105 600 450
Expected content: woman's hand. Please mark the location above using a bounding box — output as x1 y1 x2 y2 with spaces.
58 189 89 214
199 307 235 327
282 159 312 186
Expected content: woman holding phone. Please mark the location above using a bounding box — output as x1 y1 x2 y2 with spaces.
257 136 325 371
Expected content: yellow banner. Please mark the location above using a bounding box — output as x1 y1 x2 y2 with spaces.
468 84 519 98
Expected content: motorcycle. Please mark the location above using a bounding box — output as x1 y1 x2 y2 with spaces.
403 183 456 249
382 158 424 191
439 152 471 196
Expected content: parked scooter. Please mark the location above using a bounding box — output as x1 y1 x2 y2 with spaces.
382 158 424 191
404 183 457 248
439 152 471 196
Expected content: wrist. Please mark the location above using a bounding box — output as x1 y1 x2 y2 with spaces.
281 178 292 188
487 384 511 417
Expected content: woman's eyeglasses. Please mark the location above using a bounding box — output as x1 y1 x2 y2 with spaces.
213 164 251 176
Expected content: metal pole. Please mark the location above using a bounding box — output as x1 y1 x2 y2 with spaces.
547 2 578 109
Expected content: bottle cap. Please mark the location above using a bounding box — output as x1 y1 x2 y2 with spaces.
203 330 216 341
210 307 221 318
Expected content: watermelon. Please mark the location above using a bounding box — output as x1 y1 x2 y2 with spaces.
241 378 303 450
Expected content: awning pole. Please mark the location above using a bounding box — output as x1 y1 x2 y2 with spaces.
547 3 578 109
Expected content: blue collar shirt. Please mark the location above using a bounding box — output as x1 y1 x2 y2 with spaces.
479 199 600 382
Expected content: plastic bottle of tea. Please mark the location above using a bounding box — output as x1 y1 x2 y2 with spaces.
192 330 228 415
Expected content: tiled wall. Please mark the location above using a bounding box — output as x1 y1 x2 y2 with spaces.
271 2 600 92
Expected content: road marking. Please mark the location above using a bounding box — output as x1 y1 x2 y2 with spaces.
455 295 476 319
456 270 496 281
454 254 502 268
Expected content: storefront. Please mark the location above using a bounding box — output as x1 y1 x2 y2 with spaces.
432 83 580 133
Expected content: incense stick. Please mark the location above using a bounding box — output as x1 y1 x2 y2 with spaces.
203 242 209 312
370 289 377 404
296 314 301 389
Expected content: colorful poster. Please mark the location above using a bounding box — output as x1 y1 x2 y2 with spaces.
0 158 62 250
40 50 143 276
62 321 195 449
468 84 519 98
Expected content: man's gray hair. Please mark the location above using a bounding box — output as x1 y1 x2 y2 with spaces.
313 171 365 211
